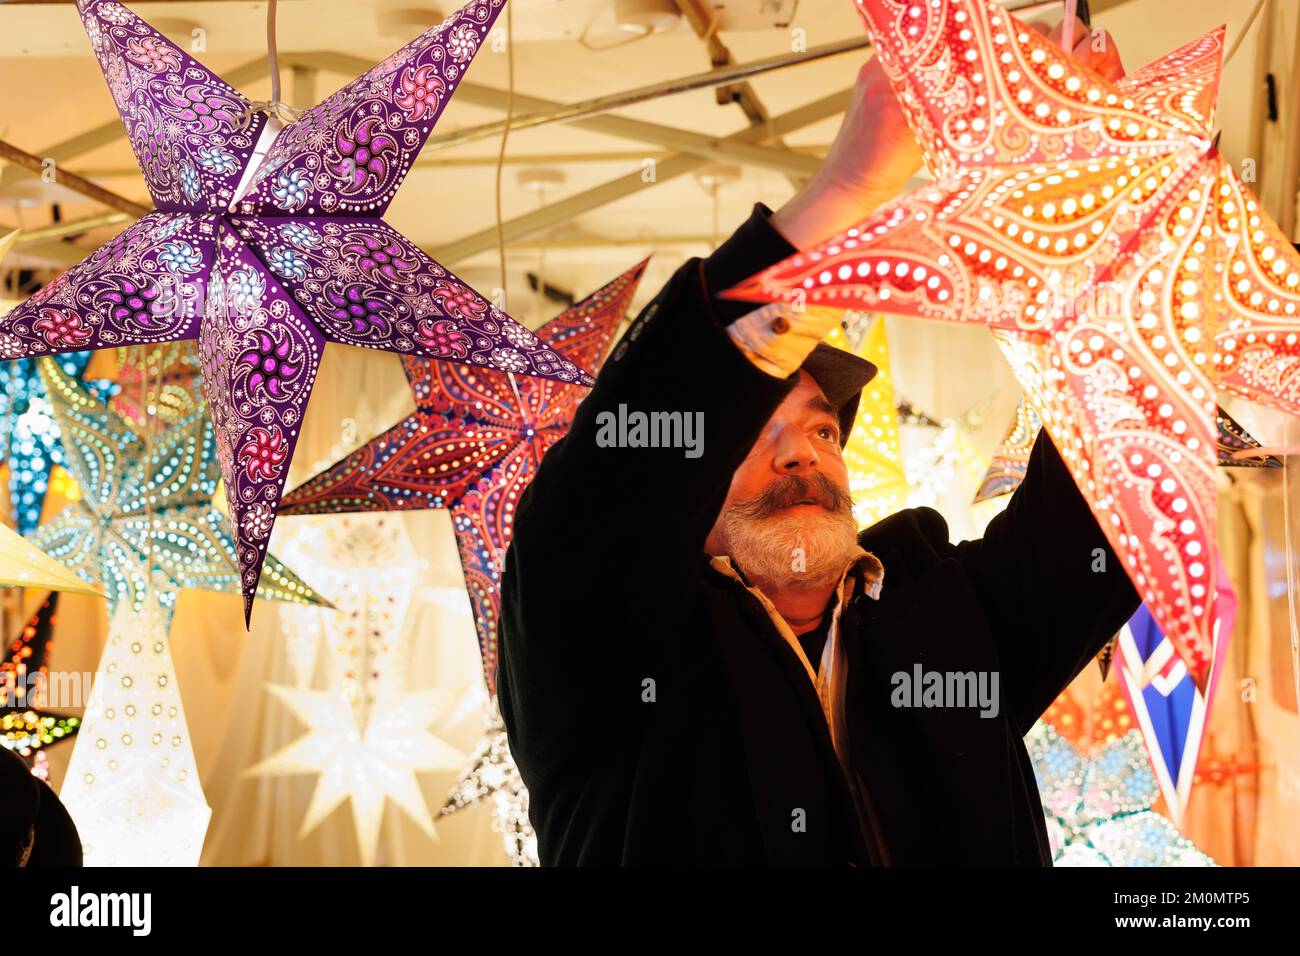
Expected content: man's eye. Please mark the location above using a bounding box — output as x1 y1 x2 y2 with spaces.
816 425 838 442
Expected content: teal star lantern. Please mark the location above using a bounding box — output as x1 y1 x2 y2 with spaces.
1027 722 1216 867
29 355 327 624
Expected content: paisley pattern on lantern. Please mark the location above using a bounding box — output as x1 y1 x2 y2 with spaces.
230 216 582 379
724 0 1290 691
77 0 265 211
201 224 326 623
860 0 1216 181
0 0 590 619
0 213 215 356
281 261 649 691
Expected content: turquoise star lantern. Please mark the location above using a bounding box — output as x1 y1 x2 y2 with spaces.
29 355 326 625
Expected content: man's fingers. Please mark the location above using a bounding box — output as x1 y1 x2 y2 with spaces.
1034 20 1127 83
1078 29 1127 82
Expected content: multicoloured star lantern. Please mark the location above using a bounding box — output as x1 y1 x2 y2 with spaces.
280 262 648 691
1027 722 1215 866
30 356 325 623
1 594 82 772
1115 564 1236 829
1213 405 1280 467
727 0 1300 690
972 394 1239 821
974 397 1044 504
0 0 590 621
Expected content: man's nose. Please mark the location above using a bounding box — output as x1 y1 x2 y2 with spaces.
772 428 819 474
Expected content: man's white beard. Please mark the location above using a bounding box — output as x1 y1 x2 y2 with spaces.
717 505 860 593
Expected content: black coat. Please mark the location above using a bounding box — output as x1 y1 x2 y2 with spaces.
498 205 1142 865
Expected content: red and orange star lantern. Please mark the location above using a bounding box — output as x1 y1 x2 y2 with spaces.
727 0 1298 691
279 262 648 693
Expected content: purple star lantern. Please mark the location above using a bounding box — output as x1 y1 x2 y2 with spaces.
0 0 591 622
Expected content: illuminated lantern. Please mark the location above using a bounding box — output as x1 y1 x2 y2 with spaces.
728 0 1299 690
279 262 648 692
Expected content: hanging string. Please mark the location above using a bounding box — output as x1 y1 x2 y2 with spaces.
535 187 549 319
494 3 516 302
493 5 527 417
1224 0 1268 68
237 0 303 129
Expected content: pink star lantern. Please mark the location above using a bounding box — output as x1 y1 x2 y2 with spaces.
725 0 1300 691
0 0 591 622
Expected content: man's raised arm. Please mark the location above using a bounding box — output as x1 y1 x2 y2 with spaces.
497 206 808 769
953 428 1143 734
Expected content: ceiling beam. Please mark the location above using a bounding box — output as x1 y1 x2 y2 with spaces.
0 56 271 192
281 51 821 178
433 88 852 264
0 139 150 216
420 35 868 153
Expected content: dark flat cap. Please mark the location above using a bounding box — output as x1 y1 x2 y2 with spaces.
799 341 878 447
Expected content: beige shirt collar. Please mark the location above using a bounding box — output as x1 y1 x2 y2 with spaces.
707 547 884 735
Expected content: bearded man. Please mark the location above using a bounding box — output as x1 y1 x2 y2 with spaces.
497 30 1139 865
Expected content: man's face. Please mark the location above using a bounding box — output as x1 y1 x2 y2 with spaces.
705 372 860 591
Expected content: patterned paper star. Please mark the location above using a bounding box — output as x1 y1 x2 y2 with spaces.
245 684 466 867
728 0 1300 690
971 397 1238 825
975 397 1279 503
29 354 325 623
1 593 81 769
1027 722 1215 866
439 704 537 866
60 587 211 865
0 0 590 620
279 261 648 691
1114 569 1236 829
